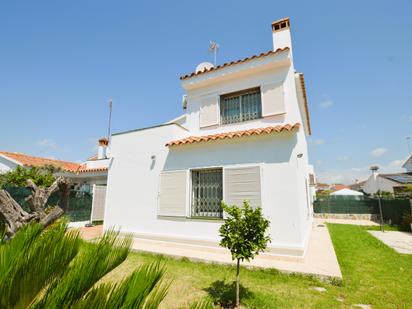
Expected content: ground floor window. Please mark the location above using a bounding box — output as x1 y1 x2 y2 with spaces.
191 168 223 218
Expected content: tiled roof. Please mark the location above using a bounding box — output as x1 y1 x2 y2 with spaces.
297 73 312 135
166 123 301 147
332 184 349 191
0 151 108 174
180 47 290 80
0 151 80 172
75 166 108 174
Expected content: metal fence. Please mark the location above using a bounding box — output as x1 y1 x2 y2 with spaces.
314 196 412 225
2 185 92 223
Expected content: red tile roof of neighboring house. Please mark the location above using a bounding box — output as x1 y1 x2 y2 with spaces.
179 47 290 80
0 151 81 172
332 184 349 191
0 151 108 174
75 166 108 174
166 123 301 147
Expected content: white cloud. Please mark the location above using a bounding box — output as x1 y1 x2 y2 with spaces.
370 147 387 157
36 139 58 150
319 99 334 109
309 138 325 146
337 155 349 161
315 156 408 184
387 158 406 169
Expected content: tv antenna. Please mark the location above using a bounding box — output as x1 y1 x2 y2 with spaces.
107 99 113 141
208 41 219 66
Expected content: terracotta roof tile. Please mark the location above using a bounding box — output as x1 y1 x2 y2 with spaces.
297 73 312 135
180 47 290 80
0 151 80 172
0 151 108 174
76 166 108 174
166 123 301 147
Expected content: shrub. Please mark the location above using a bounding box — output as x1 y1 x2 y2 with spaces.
219 201 270 307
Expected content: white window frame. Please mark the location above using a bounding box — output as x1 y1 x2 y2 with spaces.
219 87 262 125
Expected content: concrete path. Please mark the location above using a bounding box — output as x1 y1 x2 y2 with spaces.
317 218 378 226
77 225 103 240
130 223 342 279
78 222 342 279
368 231 412 254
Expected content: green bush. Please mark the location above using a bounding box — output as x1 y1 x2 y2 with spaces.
0 165 56 188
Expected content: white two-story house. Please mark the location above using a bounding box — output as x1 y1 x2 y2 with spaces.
104 17 314 259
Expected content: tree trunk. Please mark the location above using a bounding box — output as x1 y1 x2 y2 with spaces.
58 182 70 212
0 177 68 237
25 178 66 216
0 190 39 236
40 206 64 228
236 258 240 308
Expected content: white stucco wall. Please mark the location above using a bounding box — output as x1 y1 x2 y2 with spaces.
363 173 400 194
0 156 19 173
105 27 313 258
403 156 412 173
104 122 312 257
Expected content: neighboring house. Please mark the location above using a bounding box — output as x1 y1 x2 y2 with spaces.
104 18 314 259
331 184 348 192
349 180 366 192
330 188 364 197
0 138 111 221
363 162 412 195
316 183 348 193
403 154 412 173
56 138 111 193
316 183 331 192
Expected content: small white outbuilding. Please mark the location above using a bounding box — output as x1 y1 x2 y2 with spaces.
330 188 364 196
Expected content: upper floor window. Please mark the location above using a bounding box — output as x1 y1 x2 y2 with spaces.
220 88 262 125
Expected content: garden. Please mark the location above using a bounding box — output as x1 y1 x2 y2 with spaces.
1 168 412 308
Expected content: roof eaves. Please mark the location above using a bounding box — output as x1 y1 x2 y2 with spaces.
297 73 312 135
0 153 23 166
179 47 290 80
112 122 189 137
166 123 301 147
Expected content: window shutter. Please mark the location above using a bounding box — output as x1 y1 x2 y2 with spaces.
200 96 219 128
261 82 285 117
158 171 187 217
224 166 261 208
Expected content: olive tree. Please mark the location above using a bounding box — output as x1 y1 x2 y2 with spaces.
219 201 270 307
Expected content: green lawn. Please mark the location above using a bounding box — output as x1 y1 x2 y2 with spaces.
102 224 412 308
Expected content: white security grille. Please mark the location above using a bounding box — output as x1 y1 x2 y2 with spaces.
191 168 223 218
220 88 262 124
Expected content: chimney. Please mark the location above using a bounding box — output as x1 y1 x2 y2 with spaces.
97 138 109 159
271 17 292 52
370 165 379 175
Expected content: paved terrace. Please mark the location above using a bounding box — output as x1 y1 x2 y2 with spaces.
78 219 343 279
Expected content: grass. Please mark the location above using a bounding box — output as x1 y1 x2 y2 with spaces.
100 224 412 308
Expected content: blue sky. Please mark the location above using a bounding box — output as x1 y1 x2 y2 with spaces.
1 0 411 184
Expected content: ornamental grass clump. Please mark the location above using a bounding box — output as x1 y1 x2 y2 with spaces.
0 220 168 309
